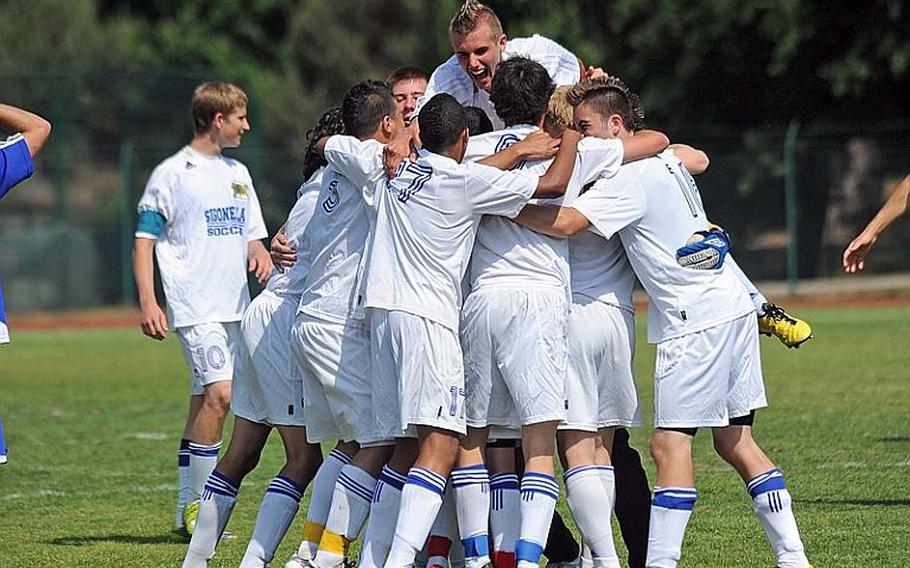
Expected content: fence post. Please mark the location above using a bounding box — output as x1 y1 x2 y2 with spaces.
120 136 135 305
784 119 800 295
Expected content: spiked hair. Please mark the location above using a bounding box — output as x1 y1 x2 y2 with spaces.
449 0 503 41
568 76 645 132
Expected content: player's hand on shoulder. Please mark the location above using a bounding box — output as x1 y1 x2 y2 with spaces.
514 131 561 161
585 65 608 80
139 303 168 341
270 229 296 269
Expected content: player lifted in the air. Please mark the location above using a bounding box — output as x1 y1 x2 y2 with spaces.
132 82 272 537
514 77 814 568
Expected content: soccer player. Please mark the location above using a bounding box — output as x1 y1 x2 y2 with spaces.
842 173 910 273
132 82 272 536
363 92 582 568
514 77 814 568
454 57 668 568
388 67 429 126
0 102 52 464
181 106 344 568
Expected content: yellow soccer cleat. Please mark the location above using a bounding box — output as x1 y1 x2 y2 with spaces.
759 303 813 348
183 499 200 536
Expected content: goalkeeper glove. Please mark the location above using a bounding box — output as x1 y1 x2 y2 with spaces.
676 226 731 270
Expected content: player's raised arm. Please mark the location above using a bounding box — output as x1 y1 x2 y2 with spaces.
669 143 710 175
620 130 669 163
533 128 583 197
0 103 52 157
843 173 910 273
475 130 560 170
132 237 168 340
513 203 591 237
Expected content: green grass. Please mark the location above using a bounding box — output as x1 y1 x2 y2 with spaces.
1 307 910 567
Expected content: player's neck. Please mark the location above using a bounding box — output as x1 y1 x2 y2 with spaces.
189 133 223 157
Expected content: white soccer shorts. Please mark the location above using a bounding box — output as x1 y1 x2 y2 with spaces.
231 290 305 427
371 309 466 439
654 312 767 428
461 287 568 429
562 295 641 431
291 313 381 444
176 321 241 396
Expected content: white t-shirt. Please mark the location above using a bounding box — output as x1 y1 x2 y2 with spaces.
567 224 637 313
136 146 267 328
571 149 754 343
364 149 539 331
265 168 324 298
297 137 384 323
419 35 580 129
463 125 624 294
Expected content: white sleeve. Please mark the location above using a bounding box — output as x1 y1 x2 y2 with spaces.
570 173 645 240
465 162 537 218
136 165 174 227
415 56 475 116
324 136 384 191
507 35 581 86
242 169 268 241
563 138 625 204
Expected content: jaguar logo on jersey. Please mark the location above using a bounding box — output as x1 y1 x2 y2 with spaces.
204 205 246 236
322 179 341 213
495 133 526 170
231 181 250 199
388 161 433 203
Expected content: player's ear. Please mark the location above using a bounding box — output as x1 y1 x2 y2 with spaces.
609 114 623 136
212 112 226 130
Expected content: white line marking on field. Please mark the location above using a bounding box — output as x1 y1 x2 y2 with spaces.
125 432 169 440
4 490 67 500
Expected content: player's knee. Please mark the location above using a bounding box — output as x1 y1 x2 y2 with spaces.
203 382 232 413
712 430 755 464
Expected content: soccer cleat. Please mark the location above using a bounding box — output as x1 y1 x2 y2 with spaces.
545 554 580 568
0 454 7 465
183 499 199 535
758 303 812 348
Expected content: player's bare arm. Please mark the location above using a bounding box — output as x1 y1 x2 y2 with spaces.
269 225 296 268
381 122 419 177
533 128 583 197
514 203 591 237
476 130 560 170
669 143 710 175
247 240 272 284
619 130 670 163
0 103 52 156
132 237 168 340
843 173 910 273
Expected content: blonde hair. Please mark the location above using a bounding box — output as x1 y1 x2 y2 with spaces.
191 82 248 135
449 0 503 41
544 85 575 135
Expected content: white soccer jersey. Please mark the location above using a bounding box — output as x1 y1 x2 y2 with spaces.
418 35 580 129
571 149 754 343
136 146 267 328
265 168 324 298
364 149 538 331
296 137 384 323
566 229 636 313
464 125 624 294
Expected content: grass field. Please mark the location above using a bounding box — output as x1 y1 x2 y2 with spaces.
1 307 909 567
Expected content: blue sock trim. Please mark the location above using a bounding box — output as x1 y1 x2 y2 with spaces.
406 467 446 496
378 465 407 491
652 487 697 511
188 441 222 457
563 465 601 482
515 540 544 564
746 468 786 498
462 534 490 559
520 472 559 501
328 449 353 465
451 465 490 488
338 470 377 503
203 469 239 498
267 475 303 502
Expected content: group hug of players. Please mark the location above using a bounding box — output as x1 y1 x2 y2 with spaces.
132 3 816 568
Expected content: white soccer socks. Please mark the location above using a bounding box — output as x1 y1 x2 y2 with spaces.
383 467 447 568
426 483 458 568
747 468 810 568
182 470 238 568
645 487 697 568
176 438 192 529
188 440 222 503
313 464 378 568
297 449 352 562
516 472 559 568
452 465 491 568
489 472 520 568
239 476 303 568
358 465 407 568
565 466 620 568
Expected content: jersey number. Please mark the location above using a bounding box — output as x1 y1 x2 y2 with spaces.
664 160 703 218
391 161 433 203
195 345 226 373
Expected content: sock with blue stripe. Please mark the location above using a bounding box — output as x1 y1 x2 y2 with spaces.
182 469 239 568
384 467 448 568
565 466 619 568
427 482 457 568
188 440 222 503
645 487 697 568
239 475 303 568
516 472 559 568
298 449 352 561
359 465 407 568
489 472 519 568
747 468 810 568
175 438 192 529
452 464 491 568
314 464 378 567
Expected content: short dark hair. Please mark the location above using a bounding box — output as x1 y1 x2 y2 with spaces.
302 105 345 181
342 80 397 139
489 57 555 127
387 66 429 87
418 94 467 154
568 77 645 132
465 106 494 136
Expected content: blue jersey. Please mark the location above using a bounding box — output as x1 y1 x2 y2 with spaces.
0 134 33 201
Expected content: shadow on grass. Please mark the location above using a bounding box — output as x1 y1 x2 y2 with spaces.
876 436 910 443
804 498 910 507
48 534 188 546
